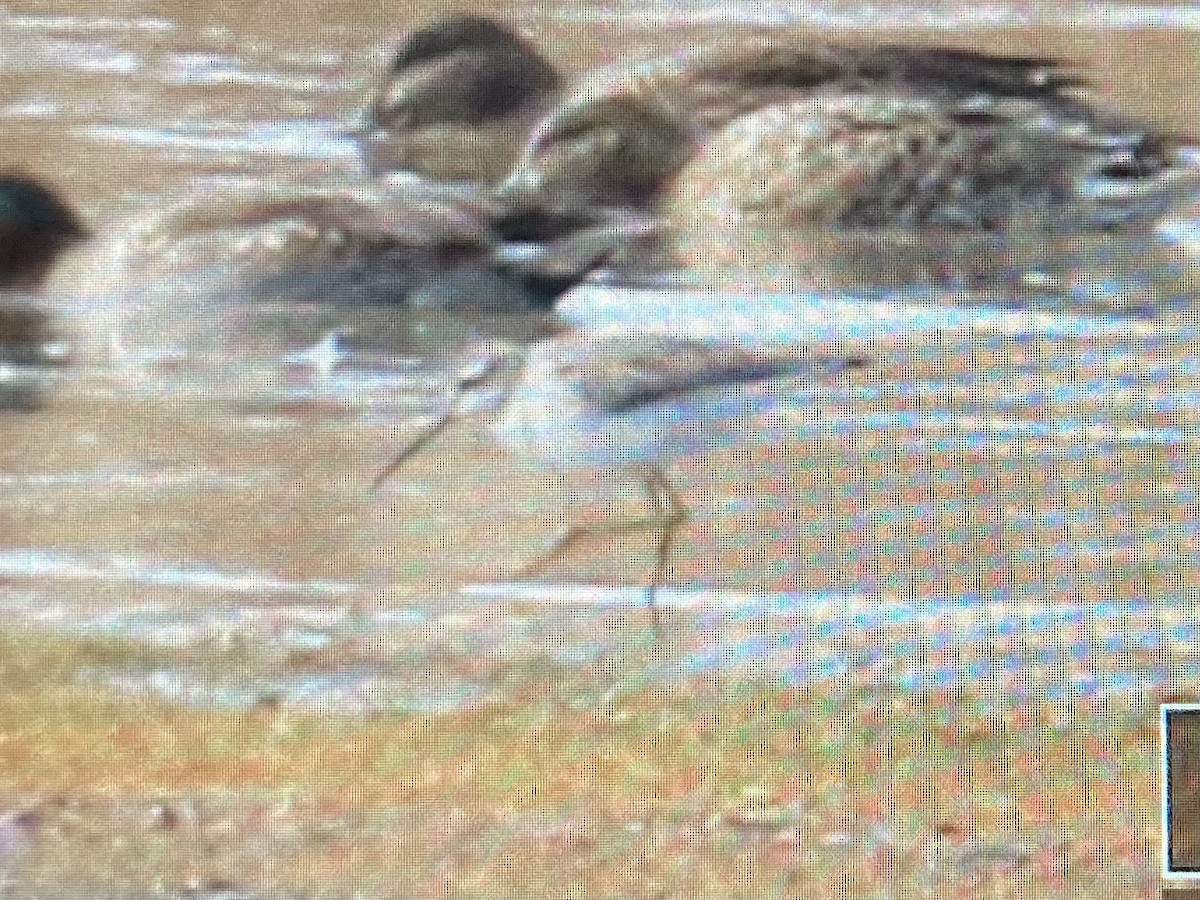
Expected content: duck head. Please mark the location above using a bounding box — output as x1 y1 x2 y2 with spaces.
362 16 560 181
372 16 559 130
498 94 694 210
0 174 86 289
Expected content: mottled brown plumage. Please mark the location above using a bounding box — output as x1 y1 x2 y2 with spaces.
500 36 1180 221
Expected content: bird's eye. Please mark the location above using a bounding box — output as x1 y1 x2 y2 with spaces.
534 128 589 165
549 123 590 145
1097 150 1148 179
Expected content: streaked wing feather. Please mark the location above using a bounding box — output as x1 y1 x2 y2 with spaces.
568 334 836 413
857 46 1084 97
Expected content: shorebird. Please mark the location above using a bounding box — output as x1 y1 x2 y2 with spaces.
374 327 867 629
358 16 562 184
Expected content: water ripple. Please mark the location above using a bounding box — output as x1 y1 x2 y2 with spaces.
0 550 360 597
81 120 359 160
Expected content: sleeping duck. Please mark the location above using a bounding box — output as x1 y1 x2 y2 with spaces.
495 39 1200 295
358 16 561 184
0 174 648 310
668 92 1200 296
498 37 1188 217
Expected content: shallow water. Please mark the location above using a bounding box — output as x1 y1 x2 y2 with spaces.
3 1 1200 896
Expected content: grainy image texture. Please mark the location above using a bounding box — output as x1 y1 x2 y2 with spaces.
1 0 1199 897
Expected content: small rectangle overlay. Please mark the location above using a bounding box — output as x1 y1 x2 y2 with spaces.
1164 705 1200 878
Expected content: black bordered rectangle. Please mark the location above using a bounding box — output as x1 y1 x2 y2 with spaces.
1163 704 1200 878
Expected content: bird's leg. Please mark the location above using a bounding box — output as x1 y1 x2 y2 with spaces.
370 402 459 490
516 468 688 638
514 499 665 578
372 348 506 490
515 469 681 579
640 465 688 637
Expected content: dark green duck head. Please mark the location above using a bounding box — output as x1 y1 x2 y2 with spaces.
0 174 87 289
